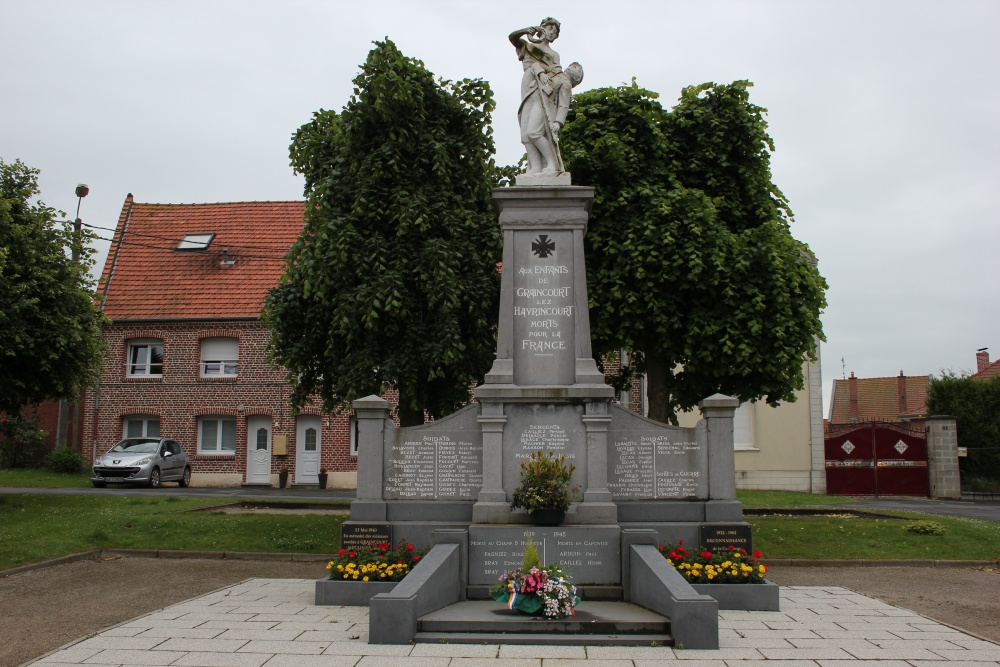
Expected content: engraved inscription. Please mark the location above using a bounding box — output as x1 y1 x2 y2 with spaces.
517 423 573 460
384 435 482 500
609 433 706 499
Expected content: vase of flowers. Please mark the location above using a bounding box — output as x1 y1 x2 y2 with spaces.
317 468 329 489
511 451 578 526
490 536 579 617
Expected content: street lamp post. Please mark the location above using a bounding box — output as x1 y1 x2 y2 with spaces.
72 184 89 263
58 184 90 450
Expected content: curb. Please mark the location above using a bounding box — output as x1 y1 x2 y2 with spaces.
763 558 1000 568
1 549 331 578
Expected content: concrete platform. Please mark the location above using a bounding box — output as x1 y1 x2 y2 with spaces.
415 600 672 646
27 578 1000 665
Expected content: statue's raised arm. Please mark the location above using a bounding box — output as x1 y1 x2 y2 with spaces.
509 17 583 185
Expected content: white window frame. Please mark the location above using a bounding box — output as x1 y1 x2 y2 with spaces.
198 416 237 454
200 338 238 377
127 340 164 377
734 402 757 451
123 416 160 438
350 417 359 456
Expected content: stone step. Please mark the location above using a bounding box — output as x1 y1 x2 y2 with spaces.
466 585 624 601
416 600 672 646
412 631 673 646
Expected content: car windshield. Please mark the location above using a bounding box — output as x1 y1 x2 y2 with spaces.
108 439 160 454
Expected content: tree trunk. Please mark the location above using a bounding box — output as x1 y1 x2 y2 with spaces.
396 400 425 428
644 347 677 425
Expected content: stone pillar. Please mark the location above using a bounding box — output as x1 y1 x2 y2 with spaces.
699 394 742 522
577 401 616 524
472 403 509 523
807 339 827 494
925 416 961 499
350 394 390 520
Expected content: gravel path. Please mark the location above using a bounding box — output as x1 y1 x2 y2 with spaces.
1 557 997 667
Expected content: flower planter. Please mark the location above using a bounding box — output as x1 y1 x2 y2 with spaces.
317 473 328 489
691 580 780 611
315 579 398 606
529 509 565 526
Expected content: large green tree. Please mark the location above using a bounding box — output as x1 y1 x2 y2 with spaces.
0 158 106 415
927 372 1000 486
561 81 827 423
264 40 503 426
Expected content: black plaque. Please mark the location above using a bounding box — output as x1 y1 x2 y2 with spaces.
340 523 392 550
700 524 752 554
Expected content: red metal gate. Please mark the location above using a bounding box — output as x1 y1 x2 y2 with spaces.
825 422 929 496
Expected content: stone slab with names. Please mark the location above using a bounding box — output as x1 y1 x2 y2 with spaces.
700 524 753 554
468 525 620 586
502 403 588 496
341 523 392 549
607 404 709 500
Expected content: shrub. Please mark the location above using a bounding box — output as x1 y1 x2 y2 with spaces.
0 414 48 468
47 446 85 473
905 521 948 536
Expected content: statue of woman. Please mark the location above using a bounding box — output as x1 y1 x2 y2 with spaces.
509 18 583 178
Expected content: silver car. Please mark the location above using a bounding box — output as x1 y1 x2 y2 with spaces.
92 438 191 488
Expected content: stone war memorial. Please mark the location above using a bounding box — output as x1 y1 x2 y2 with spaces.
318 18 777 649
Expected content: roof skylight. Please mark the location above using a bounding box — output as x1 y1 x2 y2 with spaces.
176 233 215 251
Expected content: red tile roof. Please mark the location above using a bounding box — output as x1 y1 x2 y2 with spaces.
99 197 305 321
828 374 930 424
973 359 1000 381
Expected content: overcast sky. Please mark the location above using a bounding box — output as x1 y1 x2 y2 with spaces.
3 0 998 414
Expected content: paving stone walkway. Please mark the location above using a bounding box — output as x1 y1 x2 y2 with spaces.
29 579 1000 666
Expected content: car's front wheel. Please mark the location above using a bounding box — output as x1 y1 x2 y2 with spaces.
148 467 161 488
179 466 191 488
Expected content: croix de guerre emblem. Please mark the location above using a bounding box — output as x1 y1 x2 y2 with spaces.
531 235 555 258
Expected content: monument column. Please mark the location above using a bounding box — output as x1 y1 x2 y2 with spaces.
474 186 616 524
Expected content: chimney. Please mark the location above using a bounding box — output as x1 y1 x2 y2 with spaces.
977 348 990 373
848 372 859 423
898 370 907 415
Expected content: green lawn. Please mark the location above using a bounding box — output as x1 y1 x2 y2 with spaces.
749 512 1000 561
0 495 347 570
0 468 93 488
737 489 857 507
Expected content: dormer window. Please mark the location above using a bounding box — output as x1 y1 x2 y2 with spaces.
176 233 215 251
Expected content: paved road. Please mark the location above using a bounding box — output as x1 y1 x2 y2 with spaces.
850 497 1000 522
0 485 356 501
2 486 999 521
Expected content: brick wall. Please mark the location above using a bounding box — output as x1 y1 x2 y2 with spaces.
82 320 359 482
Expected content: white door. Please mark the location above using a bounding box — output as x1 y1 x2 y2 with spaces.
246 416 272 485
296 416 322 484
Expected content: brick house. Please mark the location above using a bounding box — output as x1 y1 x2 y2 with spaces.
83 194 827 492
83 196 358 488
973 348 1000 380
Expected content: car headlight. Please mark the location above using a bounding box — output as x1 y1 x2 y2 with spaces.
134 457 152 465
93 459 102 467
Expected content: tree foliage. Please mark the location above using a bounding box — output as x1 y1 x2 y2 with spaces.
264 40 503 426
927 372 1000 485
0 158 107 415
560 81 827 423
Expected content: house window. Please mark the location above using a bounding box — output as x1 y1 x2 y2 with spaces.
199 416 237 453
200 338 238 377
304 427 317 452
127 340 163 376
734 402 755 450
255 427 268 451
350 417 359 456
123 416 159 438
